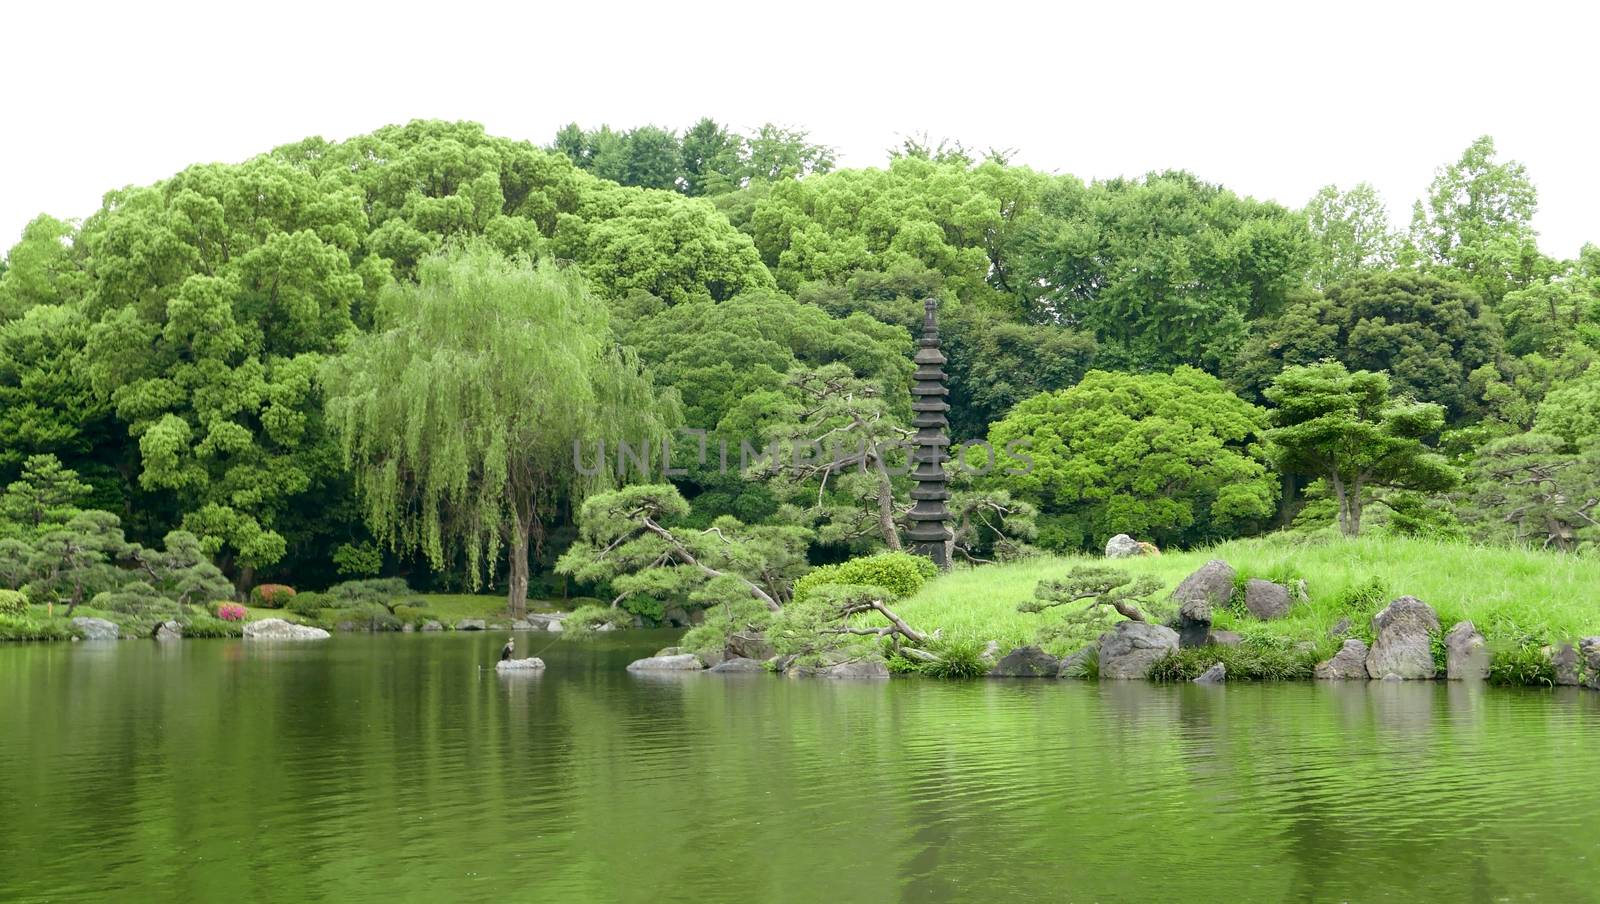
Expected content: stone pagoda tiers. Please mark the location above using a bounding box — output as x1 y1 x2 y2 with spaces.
906 297 952 569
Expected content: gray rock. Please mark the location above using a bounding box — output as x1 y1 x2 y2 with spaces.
1381 672 1403 682
1581 637 1600 691
1552 643 1581 686
979 640 1002 665
653 646 683 657
727 631 775 661
1105 534 1142 558
545 619 564 633
699 649 727 669
1098 621 1180 679
420 620 443 632
595 622 617 633
1315 638 1370 679
455 619 486 631
1365 597 1438 680
1193 662 1227 684
1057 644 1097 678
1328 617 1352 638
243 618 331 641
1205 629 1242 648
70 617 119 641
401 623 415 633
662 605 692 628
787 657 890 679
1244 579 1292 620
153 620 183 641
495 657 546 671
626 653 705 672
510 619 537 631
986 645 1061 678
708 657 767 673
1173 560 1235 648
1444 620 1489 681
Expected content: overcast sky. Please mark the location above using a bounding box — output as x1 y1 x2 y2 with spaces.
4 0 1595 258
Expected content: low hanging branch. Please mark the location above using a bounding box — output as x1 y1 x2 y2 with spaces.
1018 565 1161 623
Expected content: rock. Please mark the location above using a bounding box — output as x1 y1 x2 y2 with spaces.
455 619 486 632
495 657 546 671
1364 596 1439 680
1581 637 1600 691
626 653 704 672
1193 662 1227 684
662 605 692 628
1381 672 1403 682
1098 621 1180 679
1552 643 1581 686
699 649 727 669
402 623 415 633
1328 617 1352 638
1244 579 1292 621
979 640 1002 665
727 631 775 661
787 657 890 679
708 657 766 673
1057 644 1097 678
153 620 183 641
1205 630 1242 648
653 646 683 657
545 619 564 633
767 654 797 673
986 645 1061 678
1173 560 1235 648
69 617 119 641
243 618 331 641
595 622 617 633
1104 534 1142 558
1315 638 1370 679
420 620 443 632
509 619 534 631
1444 620 1489 681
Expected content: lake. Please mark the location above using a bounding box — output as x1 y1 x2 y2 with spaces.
2 632 1597 903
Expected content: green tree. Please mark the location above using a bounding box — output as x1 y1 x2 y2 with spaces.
1532 369 1600 451
0 215 87 320
1304 183 1399 287
745 124 834 183
679 118 745 196
324 246 674 616
1236 271 1501 419
1409 135 1542 305
0 454 91 538
989 368 1278 550
1264 362 1457 537
1457 433 1600 551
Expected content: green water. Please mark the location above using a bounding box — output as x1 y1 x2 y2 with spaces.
2 633 1597 903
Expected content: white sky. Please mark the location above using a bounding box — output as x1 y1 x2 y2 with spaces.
3 0 1596 258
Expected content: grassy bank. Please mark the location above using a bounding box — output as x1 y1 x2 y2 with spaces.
896 534 1600 658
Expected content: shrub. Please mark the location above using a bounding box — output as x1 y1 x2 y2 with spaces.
911 637 989 680
324 578 410 609
1148 643 1319 681
680 598 776 656
91 583 179 617
792 552 938 603
249 584 296 608
0 589 27 616
563 604 632 635
0 614 71 641
286 591 329 617
392 604 431 626
322 601 402 632
215 603 247 622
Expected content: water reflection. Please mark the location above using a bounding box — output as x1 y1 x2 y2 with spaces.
0 635 1597 902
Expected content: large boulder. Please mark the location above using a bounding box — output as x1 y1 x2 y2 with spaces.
1552 643 1581 686
1193 662 1227 684
455 619 486 632
626 653 704 672
787 657 890 679
1098 621 1180 679
70 617 119 641
986 645 1061 678
495 657 546 671
244 618 331 641
420 620 444 632
1244 579 1291 621
1582 637 1600 691
727 631 775 661
708 657 767 674
153 620 183 642
1365 597 1438 679
1104 534 1142 558
1173 560 1234 648
1444 621 1489 680
525 614 564 632
1057 644 1097 678
1315 638 1370 679
699 649 727 669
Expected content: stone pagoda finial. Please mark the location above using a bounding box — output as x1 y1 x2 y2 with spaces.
906 297 952 569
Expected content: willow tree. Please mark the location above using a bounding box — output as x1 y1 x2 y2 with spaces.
325 246 672 616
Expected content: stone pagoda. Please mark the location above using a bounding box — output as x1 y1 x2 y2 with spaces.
906 297 952 569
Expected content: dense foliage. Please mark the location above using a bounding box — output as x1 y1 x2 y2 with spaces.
4 119 1599 624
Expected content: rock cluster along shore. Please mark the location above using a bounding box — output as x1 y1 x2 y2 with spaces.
625 557 1600 688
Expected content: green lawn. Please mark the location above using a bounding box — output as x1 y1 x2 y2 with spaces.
896 534 1600 654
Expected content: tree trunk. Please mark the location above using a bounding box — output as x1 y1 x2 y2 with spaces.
1347 478 1364 537
870 456 903 551
1330 471 1356 537
506 516 530 619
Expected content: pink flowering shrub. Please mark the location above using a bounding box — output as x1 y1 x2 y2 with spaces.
216 603 247 622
